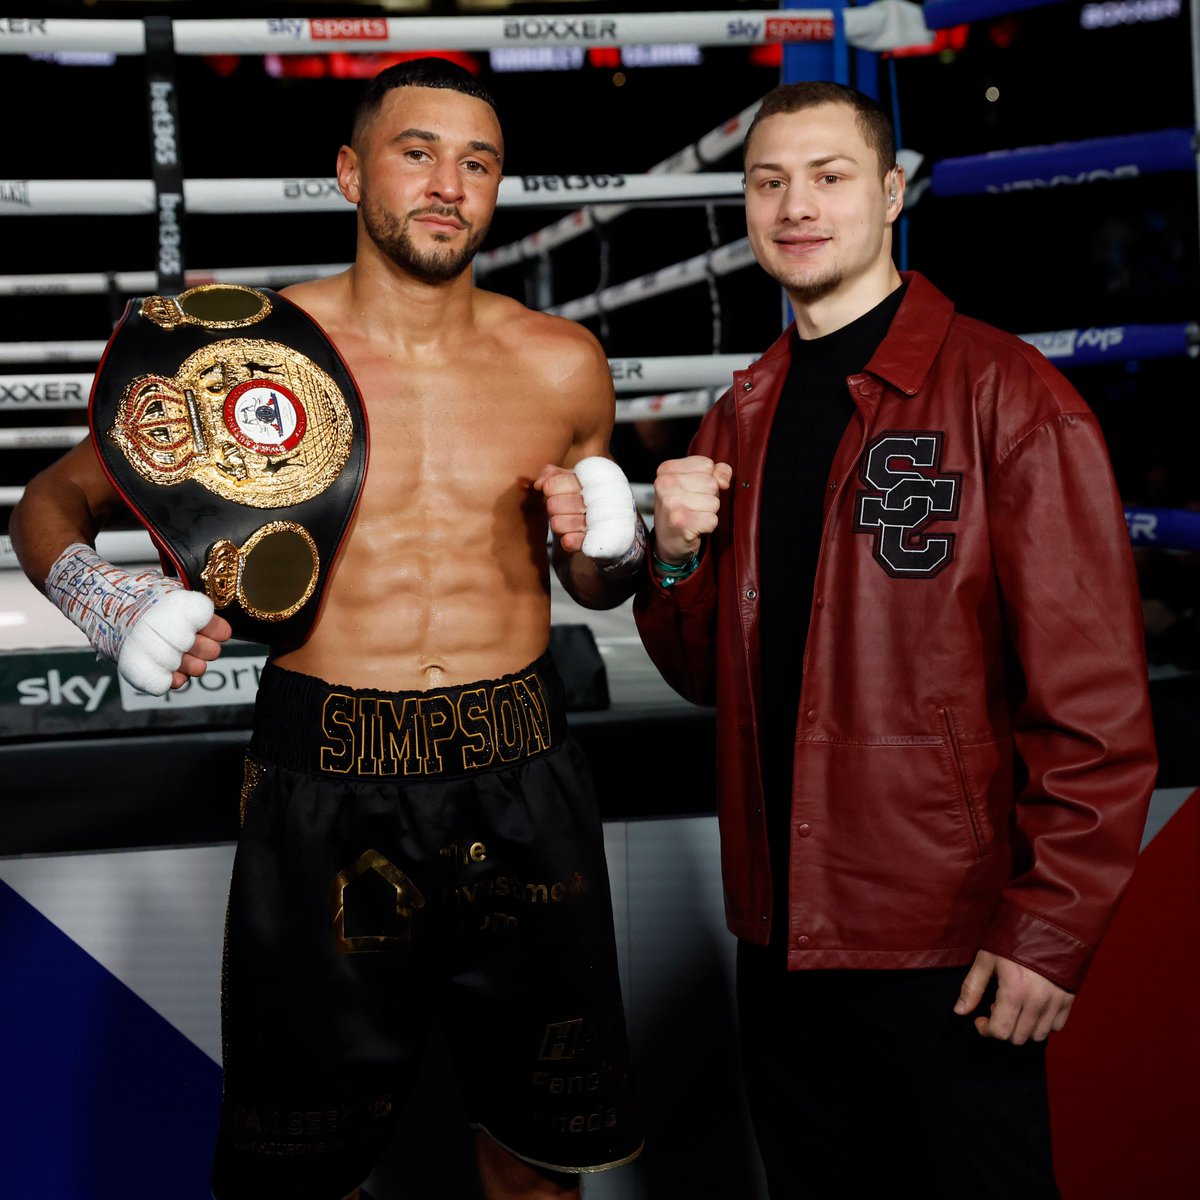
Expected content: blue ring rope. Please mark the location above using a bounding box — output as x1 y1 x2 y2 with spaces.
923 0 1068 30
1126 508 1200 552
1020 323 1196 367
930 129 1194 197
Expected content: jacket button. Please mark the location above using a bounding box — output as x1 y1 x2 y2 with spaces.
805 709 818 723
741 480 749 489
828 482 837 492
742 381 753 392
796 934 810 947
815 596 824 608
797 823 812 838
746 588 758 600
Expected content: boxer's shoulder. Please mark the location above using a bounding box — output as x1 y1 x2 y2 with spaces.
476 290 609 381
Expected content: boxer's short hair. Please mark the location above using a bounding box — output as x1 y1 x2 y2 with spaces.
351 57 499 146
743 81 896 178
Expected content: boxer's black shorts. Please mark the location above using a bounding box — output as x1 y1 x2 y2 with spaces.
211 653 642 1200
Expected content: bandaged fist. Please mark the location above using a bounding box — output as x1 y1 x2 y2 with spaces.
120 589 230 695
45 542 232 695
534 458 646 571
652 455 733 563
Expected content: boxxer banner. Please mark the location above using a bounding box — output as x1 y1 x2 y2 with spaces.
89 284 368 649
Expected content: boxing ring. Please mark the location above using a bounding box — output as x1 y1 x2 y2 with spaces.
1 5 1198 1197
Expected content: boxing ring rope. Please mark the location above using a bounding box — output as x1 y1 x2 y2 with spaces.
929 129 1196 197
4 321 1193 373
476 101 764 277
922 0 1066 26
0 174 748 216
3 123 1189 219
0 6 932 56
0 265 350 299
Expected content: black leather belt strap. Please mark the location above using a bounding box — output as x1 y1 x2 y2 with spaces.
89 284 368 650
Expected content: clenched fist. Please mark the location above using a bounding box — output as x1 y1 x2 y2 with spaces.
652 455 733 565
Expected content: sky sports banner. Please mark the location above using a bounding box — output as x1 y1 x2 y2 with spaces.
0 13 842 54
0 643 266 741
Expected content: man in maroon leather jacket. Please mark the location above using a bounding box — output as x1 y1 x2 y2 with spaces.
634 82 1156 1198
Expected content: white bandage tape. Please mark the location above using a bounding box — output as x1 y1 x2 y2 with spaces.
45 543 215 695
574 456 640 562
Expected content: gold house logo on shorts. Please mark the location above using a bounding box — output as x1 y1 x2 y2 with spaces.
318 671 554 776
330 849 425 955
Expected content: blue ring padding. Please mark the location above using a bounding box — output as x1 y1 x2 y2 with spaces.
1125 508 1200 552
923 0 1066 29
1021 323 1195 367
930 130 1194 197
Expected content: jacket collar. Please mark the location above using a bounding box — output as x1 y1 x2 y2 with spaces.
739 271 956 399
864 271 956 396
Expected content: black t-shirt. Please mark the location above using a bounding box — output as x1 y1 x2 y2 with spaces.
759 284 907 907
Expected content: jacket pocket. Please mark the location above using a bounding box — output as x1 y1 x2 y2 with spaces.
939 707 988 859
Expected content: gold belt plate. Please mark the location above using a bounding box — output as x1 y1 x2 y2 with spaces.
107 337 354 509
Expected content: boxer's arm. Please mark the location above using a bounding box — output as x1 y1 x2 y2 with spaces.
533 327 644 611
10 438 124 591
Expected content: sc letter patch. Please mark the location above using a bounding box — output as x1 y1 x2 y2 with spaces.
854 431 961 577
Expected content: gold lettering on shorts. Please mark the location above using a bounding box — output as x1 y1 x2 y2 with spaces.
317 669 553 777
419 694 457 774
531 1070 601 1095
539 1019 583 1062
491 682 524 762
319 693 356 773
440 840 488 865
514 672 551 751
457 687 494 770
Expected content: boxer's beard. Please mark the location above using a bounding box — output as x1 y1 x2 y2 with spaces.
362 197 489 284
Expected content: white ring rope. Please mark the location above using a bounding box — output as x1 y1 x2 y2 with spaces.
0 343 108 365
616 389 720 422
0 529 154 573
0 174 747 217
0 6 932 55
0 264 349 299
548 238 758 321
0 357 757 411
0 426 87 450
477 99 763 275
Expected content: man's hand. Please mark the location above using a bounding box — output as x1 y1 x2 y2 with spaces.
533 464 588 553
652 456 733 564
955 950 1074 1044
171 612 233 690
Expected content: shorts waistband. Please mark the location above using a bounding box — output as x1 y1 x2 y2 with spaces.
250 652 568 779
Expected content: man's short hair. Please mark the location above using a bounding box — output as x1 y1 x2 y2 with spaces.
743 81 896 179
351 57 499 147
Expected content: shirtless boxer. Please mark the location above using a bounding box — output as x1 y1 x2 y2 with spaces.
10 58 643 1200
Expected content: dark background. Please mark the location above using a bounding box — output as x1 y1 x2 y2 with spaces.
3 0 1199 734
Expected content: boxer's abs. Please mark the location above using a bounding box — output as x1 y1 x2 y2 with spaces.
272 481 553 691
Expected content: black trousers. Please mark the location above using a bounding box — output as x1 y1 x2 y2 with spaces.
736 940 1059 1200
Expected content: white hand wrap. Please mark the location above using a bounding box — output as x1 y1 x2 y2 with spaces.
44 543 215 696
573 456 646 573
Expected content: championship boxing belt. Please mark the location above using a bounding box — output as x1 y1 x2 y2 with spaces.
88 284 368 650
